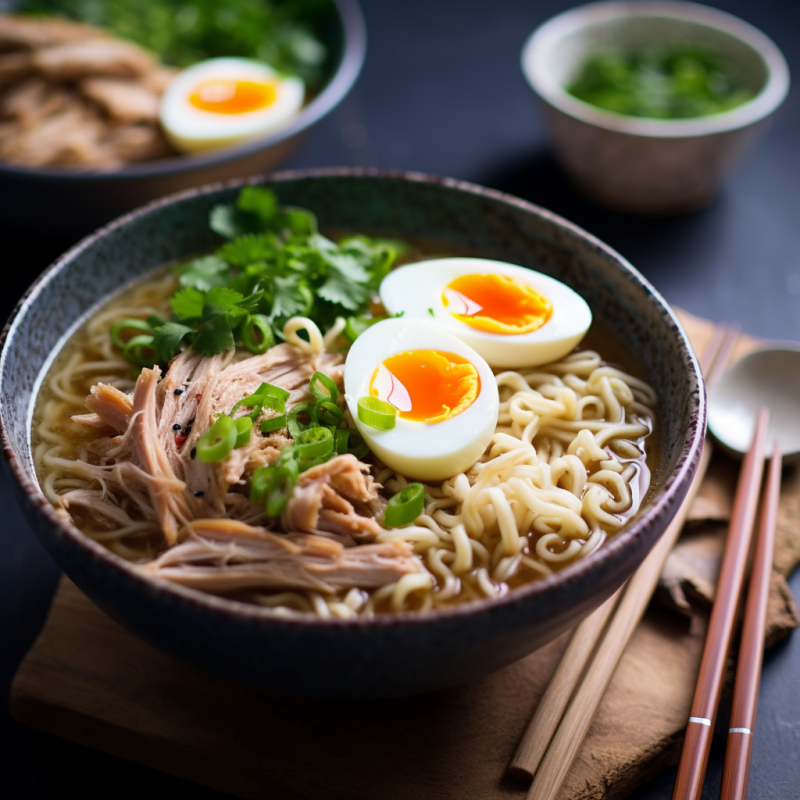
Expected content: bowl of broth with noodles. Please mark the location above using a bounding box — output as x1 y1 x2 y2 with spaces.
0 170 704 698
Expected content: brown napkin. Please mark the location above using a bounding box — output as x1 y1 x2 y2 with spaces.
661 309 800 646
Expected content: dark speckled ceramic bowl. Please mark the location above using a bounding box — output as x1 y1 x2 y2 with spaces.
0 169 705 698
0 0 365 239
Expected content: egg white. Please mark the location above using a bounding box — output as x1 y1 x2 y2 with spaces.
159 57 305 154
344 319 499 482
379 258 592 369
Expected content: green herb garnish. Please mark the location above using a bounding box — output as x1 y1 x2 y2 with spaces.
384 483 425 528
117 186 399 368
19 0 330 85
567 45 755 119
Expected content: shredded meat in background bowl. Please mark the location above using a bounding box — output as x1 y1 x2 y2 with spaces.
0 14 174 168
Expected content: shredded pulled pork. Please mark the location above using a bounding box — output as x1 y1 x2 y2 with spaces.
64 344 408 597
283 455 387 543
0 15 173 168
144 519 419 595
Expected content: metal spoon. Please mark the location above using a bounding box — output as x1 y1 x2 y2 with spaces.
707 345 800 459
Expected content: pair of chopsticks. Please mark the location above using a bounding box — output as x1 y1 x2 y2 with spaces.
506 323 774 800
674 412 782 800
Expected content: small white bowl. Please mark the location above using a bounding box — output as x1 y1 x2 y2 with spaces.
521 1 790 214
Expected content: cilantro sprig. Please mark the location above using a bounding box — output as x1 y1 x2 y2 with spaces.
114 187 403 367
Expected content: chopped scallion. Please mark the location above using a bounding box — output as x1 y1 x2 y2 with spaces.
233 415 253 448
287 401 319 438
259 414 288 434
384 483 425 527
196 415 237 462
309 371 339 402
122 334 158 368
241 314 275 354
357 396 397 430
293 427 334 460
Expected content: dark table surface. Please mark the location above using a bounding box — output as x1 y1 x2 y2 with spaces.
2 1 799 798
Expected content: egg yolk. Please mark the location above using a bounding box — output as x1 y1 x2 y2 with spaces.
189 78 278 114
442 273 553 335
370 350 480 424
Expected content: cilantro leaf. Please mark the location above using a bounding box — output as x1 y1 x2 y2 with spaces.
175 255 230 291
275 207 317 238
317 270 369 310
152 322 194 363
269 275 313 322
193 313 236 356
236 186 278 224
205 287 245 311
210 204 258 239
171 287 205 321
217 234 279 267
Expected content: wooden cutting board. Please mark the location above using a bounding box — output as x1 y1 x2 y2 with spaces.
10 310 800 800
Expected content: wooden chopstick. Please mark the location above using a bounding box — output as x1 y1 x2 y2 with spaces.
520 445 712 799
505 586 624 783
672 407 770 800
506 322 739 792
719 438 782 800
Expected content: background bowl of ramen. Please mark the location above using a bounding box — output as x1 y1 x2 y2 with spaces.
521 1 790 214
0 169 705 699
0 0 366 239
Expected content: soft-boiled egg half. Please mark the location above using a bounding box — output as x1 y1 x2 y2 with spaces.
159 57 305 154
379 258 592 368
344 319 499 482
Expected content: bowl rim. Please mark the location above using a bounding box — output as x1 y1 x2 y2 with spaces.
0 166 706 630
521 0 790 139
0 0 366 182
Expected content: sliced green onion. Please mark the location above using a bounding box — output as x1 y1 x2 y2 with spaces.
287 401 319 438
357 396 397 430
255 382 290 403
196 415 237 462
277 447 296 465
123 334 158 368
241 314 275 354
343 315 380 343
334 428 370 459
233 415 253 448
293 427 334 460
249 465 272 502
111 318 153 350
384 483 425 527
296 453 332 473
265 460 300 517
316 399 344 427
259 414 288 434
231 392 285 418
309 371 339 402
230 393 265 415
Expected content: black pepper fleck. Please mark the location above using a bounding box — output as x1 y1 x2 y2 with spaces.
172 423 181 430
190 448 197 460
193 491 205 497
174 388 184 396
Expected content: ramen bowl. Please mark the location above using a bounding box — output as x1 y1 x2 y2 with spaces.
0 169 704 698
0 0 365 239
521 1 790 214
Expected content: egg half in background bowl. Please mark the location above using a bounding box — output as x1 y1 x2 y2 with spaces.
0 170 704 698
160 57 306 154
